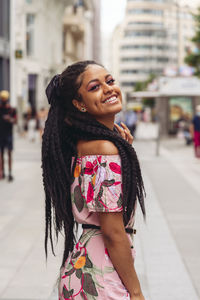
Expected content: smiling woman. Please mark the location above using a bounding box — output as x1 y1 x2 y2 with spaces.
42 60 146 300
72 64 122 128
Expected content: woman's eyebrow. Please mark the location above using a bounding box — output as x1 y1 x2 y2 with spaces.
87 79 99 88
86 74 112 88
105 74 112 79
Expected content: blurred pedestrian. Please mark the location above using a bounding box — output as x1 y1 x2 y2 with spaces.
42 61 146 300
125 109 138 136
0 90 17 181
37 107 48 140
179 118 192 146
22 107 31 138
190 105 200 158
27 107 38 142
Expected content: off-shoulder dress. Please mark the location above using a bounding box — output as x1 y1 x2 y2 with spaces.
59 155 136 300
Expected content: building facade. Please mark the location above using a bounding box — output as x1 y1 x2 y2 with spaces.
112 0 196 94
92 0 101 63
13 0 101 125
13 0 74 122
63 0 101 65
0 0 10 91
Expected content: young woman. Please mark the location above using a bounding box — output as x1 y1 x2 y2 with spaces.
42 61 146 300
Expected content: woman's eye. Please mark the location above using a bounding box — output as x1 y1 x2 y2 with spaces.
89 84 99 91
107 79 115 85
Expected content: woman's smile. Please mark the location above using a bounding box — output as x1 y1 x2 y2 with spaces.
76 64 123 118
103 95 119 105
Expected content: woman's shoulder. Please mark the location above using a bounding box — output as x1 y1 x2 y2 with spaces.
77 140 119 156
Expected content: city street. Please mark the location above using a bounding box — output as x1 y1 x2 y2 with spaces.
0 132 200 300
1 0 200 298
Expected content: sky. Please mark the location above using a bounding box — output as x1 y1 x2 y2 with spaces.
101 0 200 35
101 0 126 35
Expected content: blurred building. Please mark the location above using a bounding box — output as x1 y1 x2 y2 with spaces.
0 0 10 91
176 3 196 68
112 0 196 94
92 0 101 63
14 0 75 120
63 0 101 65
13 0 101 126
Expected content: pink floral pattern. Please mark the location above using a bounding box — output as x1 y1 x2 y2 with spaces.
109 162 121 174
71 155 123 213
59 155 136 300
86 182 94 203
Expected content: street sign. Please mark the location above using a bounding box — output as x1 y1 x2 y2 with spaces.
15 50 23 59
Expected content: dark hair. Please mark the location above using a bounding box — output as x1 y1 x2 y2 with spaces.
42 60 145 267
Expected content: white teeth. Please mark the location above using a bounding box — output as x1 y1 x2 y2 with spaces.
104 96 117 103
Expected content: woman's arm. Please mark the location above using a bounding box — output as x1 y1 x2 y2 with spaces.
98 212 145 300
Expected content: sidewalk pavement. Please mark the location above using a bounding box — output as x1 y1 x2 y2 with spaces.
0 136 64 300
134 138 200 300
0 134 199 299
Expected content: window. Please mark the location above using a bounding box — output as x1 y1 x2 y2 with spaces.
26 13 35 56
0 58 10 91
120 69 163 75
120 82 136 87
128 21 163 27
121 69 139 74
120 57 169 62
124 30 166 38
128 9 163 16
0 0 10 39
121 45 169 50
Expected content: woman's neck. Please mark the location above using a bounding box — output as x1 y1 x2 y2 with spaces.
95 115 115 130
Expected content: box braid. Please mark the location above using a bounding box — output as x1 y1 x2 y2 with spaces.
42 60 145 267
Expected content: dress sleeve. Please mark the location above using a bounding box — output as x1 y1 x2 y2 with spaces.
83 155 123 213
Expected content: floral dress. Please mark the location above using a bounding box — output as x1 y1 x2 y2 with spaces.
59 155 136 300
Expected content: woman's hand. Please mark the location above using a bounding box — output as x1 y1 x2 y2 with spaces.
114 122 134 145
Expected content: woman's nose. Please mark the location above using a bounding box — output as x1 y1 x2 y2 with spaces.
103 83 113 94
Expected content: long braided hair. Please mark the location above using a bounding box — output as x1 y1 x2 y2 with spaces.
42 60 145 267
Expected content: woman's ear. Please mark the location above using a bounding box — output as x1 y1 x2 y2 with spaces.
72 99 87 112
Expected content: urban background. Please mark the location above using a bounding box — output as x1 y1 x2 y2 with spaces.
0 0 200 299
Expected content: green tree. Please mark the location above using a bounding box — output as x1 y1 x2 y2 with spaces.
134 73 156 92
134 73 156 107
143 98 155 108
134 81 146 92
185 7 200 77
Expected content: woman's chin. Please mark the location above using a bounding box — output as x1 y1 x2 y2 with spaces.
113 103 123 114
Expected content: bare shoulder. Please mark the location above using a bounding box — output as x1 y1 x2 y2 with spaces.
77 140 119 156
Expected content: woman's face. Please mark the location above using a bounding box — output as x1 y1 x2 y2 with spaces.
73 64 122 118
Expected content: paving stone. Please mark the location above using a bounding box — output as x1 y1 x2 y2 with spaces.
0 135 199 299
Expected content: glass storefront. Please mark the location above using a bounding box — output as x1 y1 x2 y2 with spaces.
169 97 193 134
